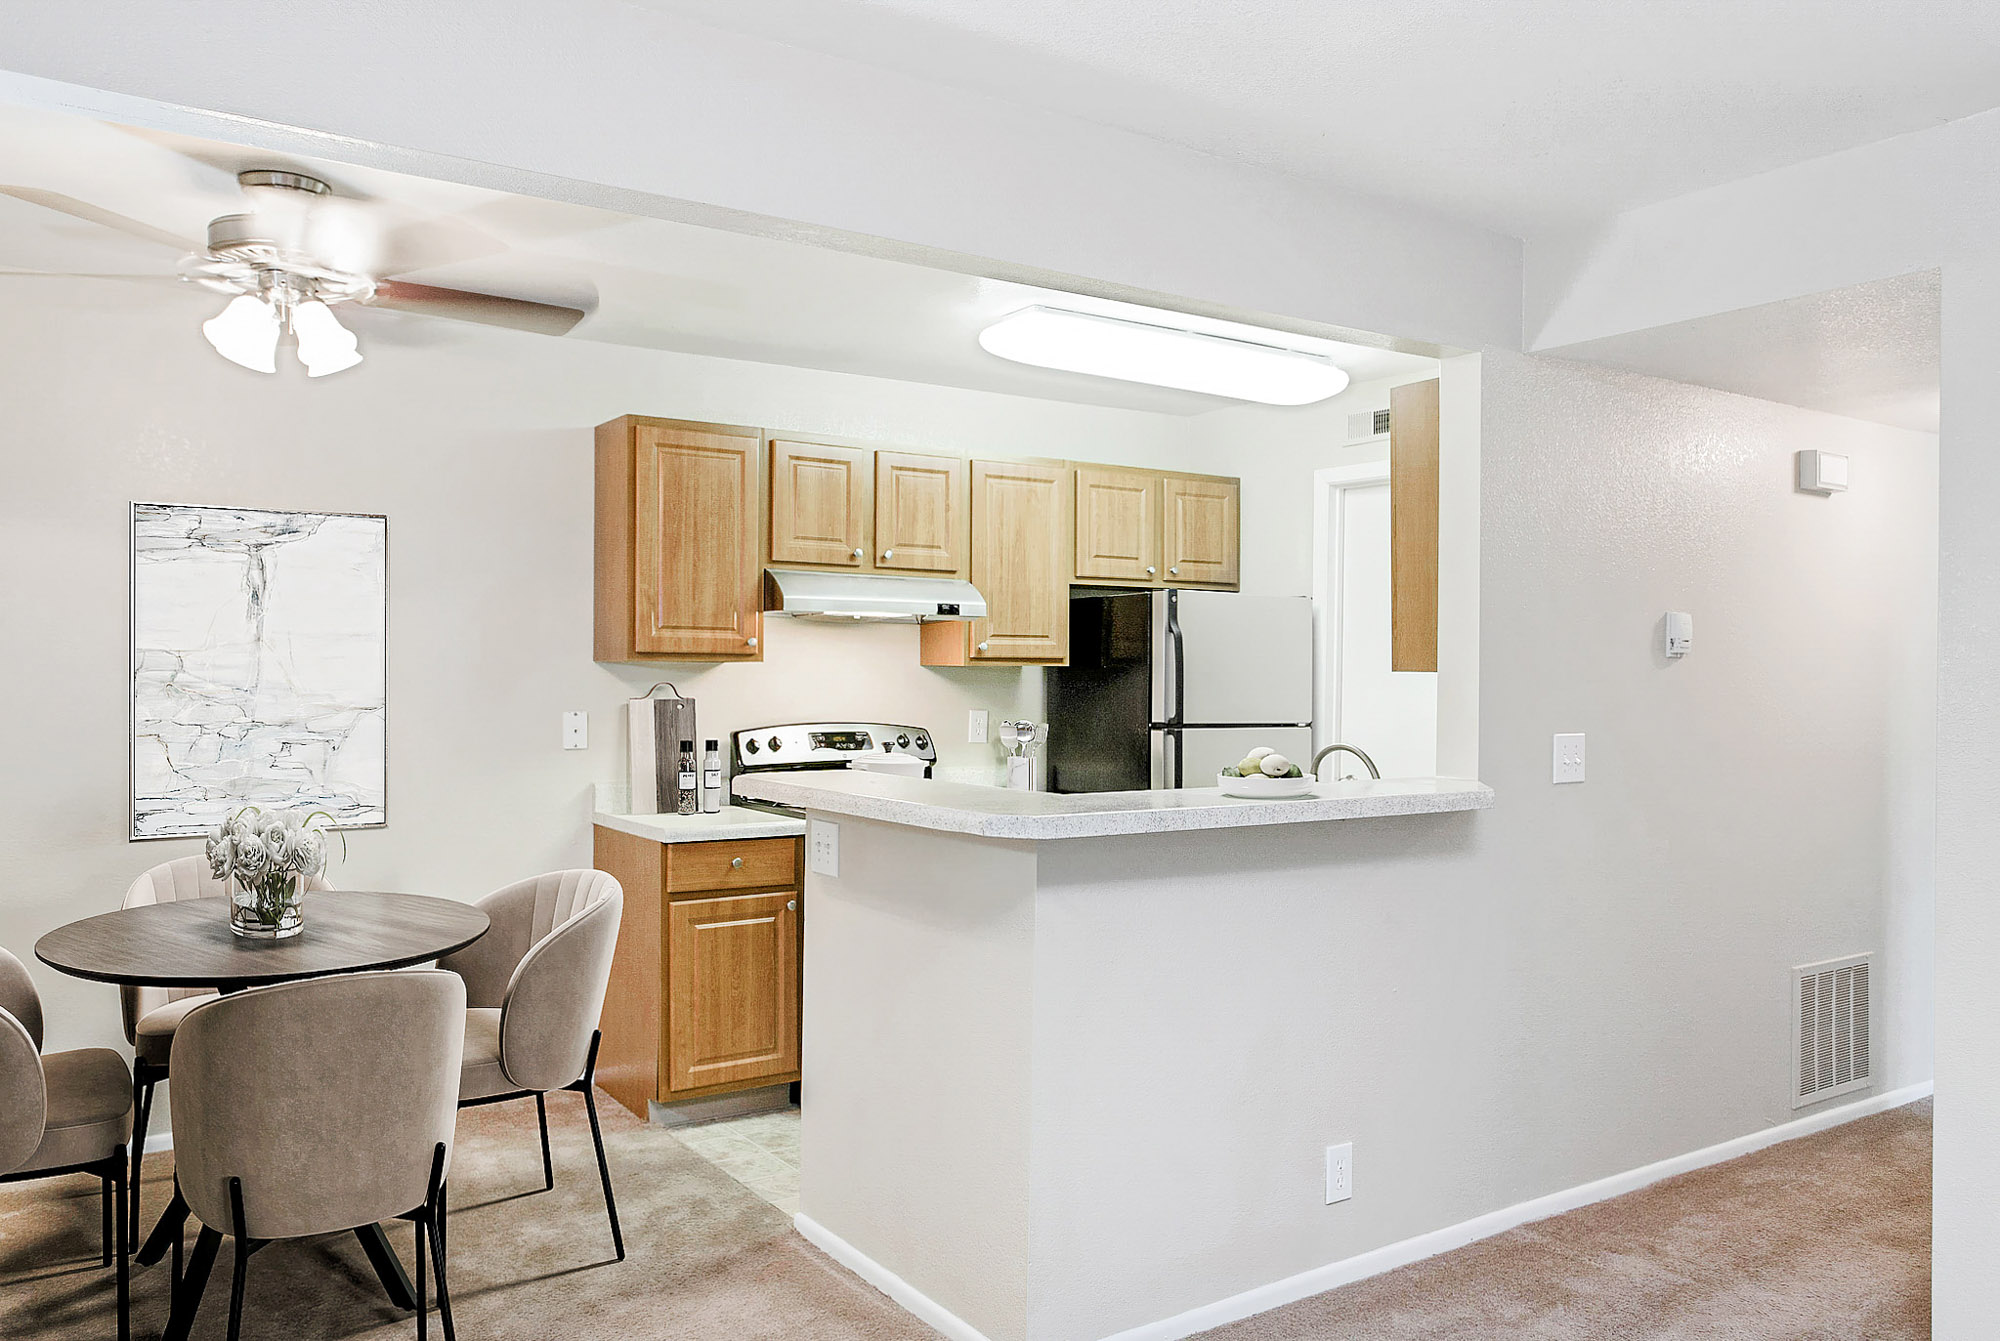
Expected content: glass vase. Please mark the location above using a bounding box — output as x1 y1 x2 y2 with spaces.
230 871 306 939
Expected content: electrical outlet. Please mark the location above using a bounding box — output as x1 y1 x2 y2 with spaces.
562 711 588 750
1553 732 1586 784
968 709 989 744
809 818 840 877
1325 1143 1352 1204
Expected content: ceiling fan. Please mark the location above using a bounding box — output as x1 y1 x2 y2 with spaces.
4 160 595 377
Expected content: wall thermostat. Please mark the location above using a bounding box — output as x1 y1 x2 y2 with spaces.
1797 450 1849 494
1664 611 1693 659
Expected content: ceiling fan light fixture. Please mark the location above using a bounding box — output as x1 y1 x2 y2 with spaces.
291 299 362 377
201 294 279 373
977 306 1351 405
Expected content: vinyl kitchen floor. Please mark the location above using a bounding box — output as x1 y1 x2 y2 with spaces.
668 1107 802 1215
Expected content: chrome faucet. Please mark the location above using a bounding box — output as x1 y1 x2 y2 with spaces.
1311 743 1380 781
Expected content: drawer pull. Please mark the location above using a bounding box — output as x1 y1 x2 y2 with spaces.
745 636 758 649
787 899 797 911
851 547 864 559
1169 566 1178 575
977 640 990 652
882 549 894 560
730 856 744 868
1145 566 1156 575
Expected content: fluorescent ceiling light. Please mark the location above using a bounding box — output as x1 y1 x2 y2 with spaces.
291 300 363 377
201 294 279 373
978 306 1350 406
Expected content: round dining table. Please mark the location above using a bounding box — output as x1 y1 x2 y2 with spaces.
34 890 491 1314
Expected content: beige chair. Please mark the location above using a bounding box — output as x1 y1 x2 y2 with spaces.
437 869 625 1259
119 856 330 1240
0 947 133 1341
163 969 465 1341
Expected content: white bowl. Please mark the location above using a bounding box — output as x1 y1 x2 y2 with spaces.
1215 771 1316 800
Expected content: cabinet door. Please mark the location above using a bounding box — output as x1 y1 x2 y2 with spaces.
769 440 868 567
1161 475 1240 588
1074 466 1162 582
969 460 1070 662
632 423 763 657
875 450 965 574
665 890 800 1095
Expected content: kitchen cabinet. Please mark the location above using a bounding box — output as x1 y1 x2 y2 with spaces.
1390 378 1440 672
594 827 804 1116
875 450 967 574
768 439 869 567
1073 466 1239 590
922 459 1071 665
1161 475 1240 587
1074 465 1163 582
595 415 764 662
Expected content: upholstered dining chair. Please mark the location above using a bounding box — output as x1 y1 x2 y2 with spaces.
435 869 626 1259
164 969 466 1341
0 946 133 1341
119 855 331 1239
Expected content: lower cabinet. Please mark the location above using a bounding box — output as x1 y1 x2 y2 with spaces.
594 826 804 1118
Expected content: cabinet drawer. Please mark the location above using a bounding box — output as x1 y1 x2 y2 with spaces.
665 838 799 892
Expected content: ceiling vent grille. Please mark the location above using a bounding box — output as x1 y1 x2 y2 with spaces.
1793 954 1872 1108
1345 408 1391 444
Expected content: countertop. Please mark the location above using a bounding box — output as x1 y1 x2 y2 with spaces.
729 771 1493 840
591 783 806 843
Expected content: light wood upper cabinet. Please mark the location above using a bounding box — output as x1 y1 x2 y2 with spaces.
665 889 801 1094
875 450 966 574
1162 475 1240 587
769 440 869 567
1074 466 1163 582
922 459 1070 665
1390 378 1441 672
596 416 763 662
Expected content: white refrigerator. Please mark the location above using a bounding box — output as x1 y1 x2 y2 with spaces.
1045 589 1313 792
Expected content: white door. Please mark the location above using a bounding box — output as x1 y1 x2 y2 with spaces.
1327 481 1436 778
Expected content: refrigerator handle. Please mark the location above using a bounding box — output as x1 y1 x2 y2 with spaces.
1166 590 1185 787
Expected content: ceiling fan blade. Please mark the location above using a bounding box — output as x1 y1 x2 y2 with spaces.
369 280 592 337
0 187 196 252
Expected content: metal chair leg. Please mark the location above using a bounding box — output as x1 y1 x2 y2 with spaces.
428 1191 456 1341
100 1169 112 1267
113 1154 129 1341
414 1212 428 1341
226 1178 250 1341
535 1092 553 1190
129 1066 155 1246
163 1226 221 1341
137 1183 190 1267
574 1033 624 1261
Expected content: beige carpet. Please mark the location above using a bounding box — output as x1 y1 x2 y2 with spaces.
0 1090 935 1340
0 1097 1929 1340
1196 1100 1932 1341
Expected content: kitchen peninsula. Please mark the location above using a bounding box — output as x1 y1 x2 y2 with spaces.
731 770 1493 1341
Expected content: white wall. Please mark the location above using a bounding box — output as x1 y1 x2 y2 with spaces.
0 275 1204 1056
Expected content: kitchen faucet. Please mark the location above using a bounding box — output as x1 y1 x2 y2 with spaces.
1311 743 1380 781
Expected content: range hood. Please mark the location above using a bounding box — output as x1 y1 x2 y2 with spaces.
763 568 987 622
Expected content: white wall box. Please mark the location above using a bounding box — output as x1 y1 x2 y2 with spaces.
1797 450 1850 495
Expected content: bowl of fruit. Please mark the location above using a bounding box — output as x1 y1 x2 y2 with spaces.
1216 748 1315 799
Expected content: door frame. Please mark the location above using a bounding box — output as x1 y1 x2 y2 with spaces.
1310 461 1391 758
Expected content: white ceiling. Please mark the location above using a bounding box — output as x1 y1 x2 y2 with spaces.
644 0 2000 236
0 103 1434 415
1547 272 1940 433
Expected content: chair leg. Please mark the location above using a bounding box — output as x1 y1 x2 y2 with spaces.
226 1178 251 1341
163 1226 221 1341
129 1067 155 1246
137 1183 190 1267
535 1092 554 1190
575 1033 624 1261
100 1169 112 1267
113 1154 130 1341
428 1194 456 1341
414 1212 428 1341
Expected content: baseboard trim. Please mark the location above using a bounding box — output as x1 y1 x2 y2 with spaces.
793 1213 996 1341
793 1082 1932 1341
142 1132 173 1156
1099 1081 1934 1341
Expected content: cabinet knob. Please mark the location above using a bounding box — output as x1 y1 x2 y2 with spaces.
882 549 894 560
1169 566 1178 576
745 636 758 649
787 899 797 911
730 856 744 868
977 641 991 652
1145 566 1156 575
852 547 864 559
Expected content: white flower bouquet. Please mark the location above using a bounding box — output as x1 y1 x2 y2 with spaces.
208 807 335 939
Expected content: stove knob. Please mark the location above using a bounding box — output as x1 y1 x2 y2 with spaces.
744 738 760 754
914 734 929 750
768 735 782 751
897 733 911 748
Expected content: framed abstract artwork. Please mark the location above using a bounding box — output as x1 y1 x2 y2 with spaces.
129 502 388 839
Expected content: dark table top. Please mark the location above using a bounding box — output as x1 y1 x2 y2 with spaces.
35 891 490 991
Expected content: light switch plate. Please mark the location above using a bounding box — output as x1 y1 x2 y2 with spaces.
1553 733 1586 784
562 711 588 750
1325 1143 1353 1204
968 709 989 744
809 818 840 877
